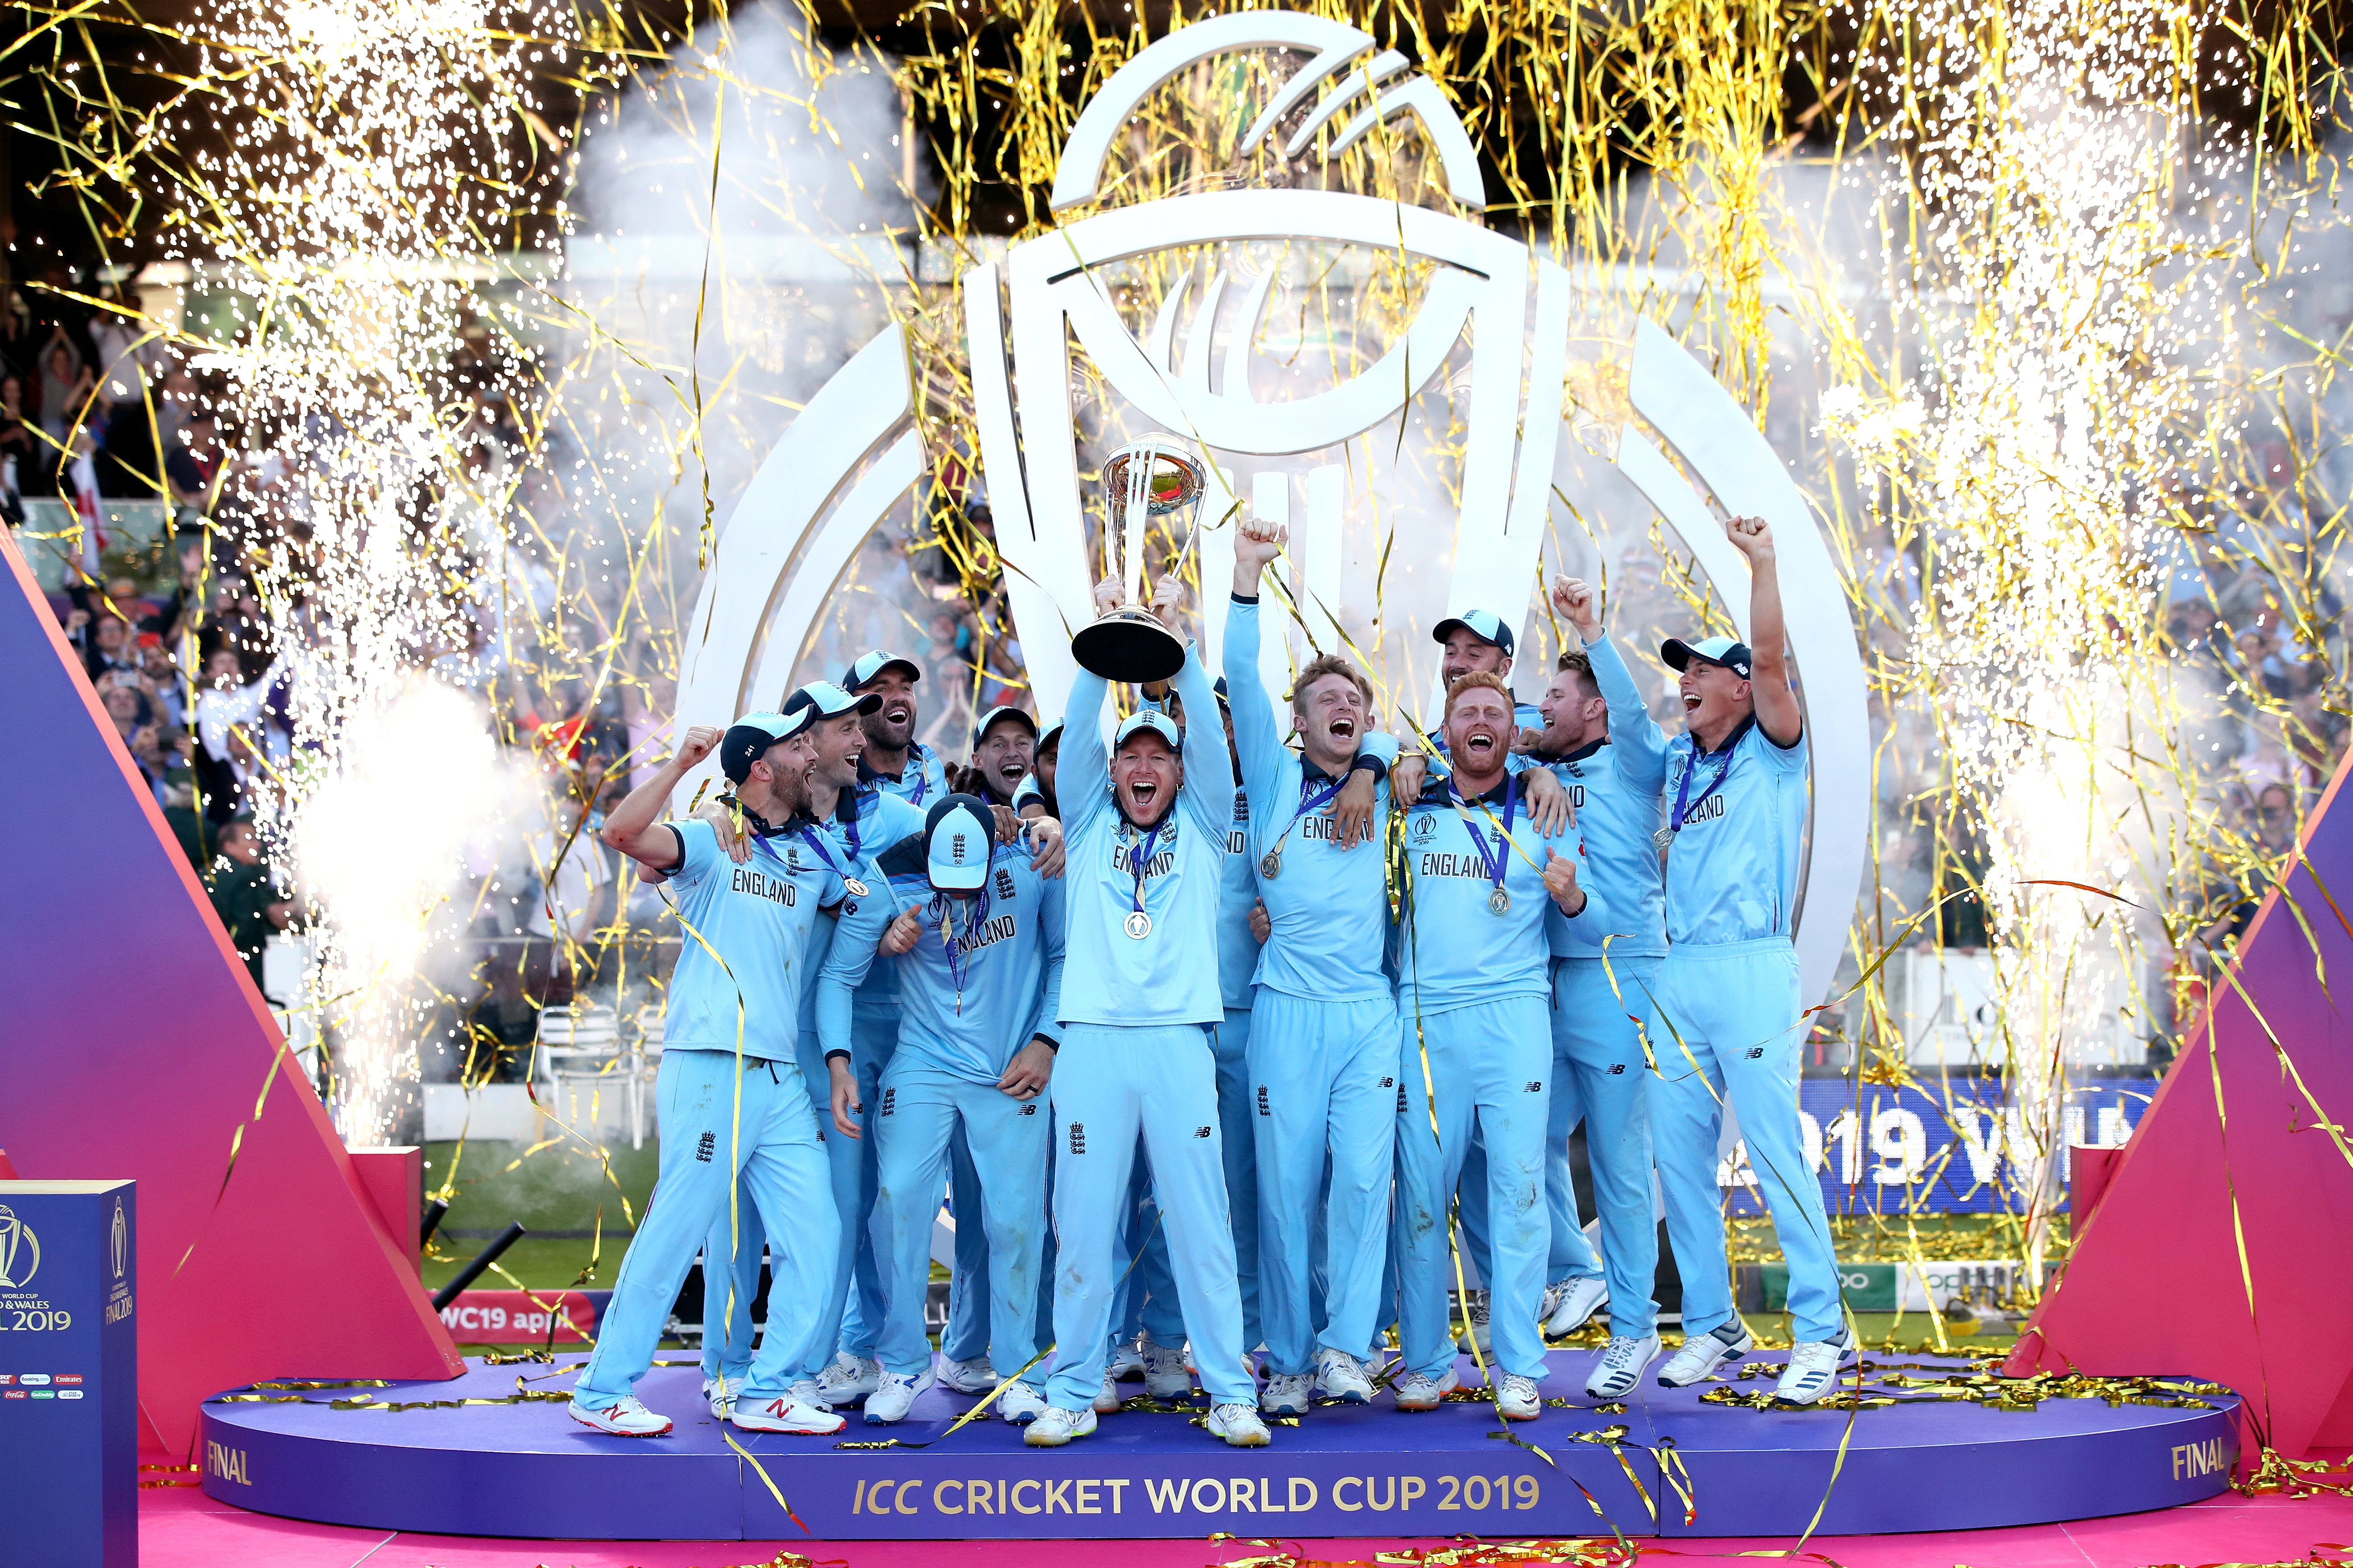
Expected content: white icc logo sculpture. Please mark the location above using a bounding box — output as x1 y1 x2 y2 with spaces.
675 10 1868 1006
0 1204 39 1290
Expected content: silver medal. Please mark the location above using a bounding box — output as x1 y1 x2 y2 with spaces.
1652 826 1676 851
1260 850 1282 879
1488 887 1511 916
1124 909 1153 940
844 877 870 898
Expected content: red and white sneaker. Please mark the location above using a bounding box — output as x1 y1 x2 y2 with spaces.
731 1393 847 1435
568 1395 673 1436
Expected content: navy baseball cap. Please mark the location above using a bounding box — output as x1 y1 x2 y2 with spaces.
924 794 995 892
972 705 1039 749
1662 635 1753 680
1432 609 1515 658
720 708 815 783
1211 676 1232 712
843 650 923 690
1114 709 1182 752
784 681 883 722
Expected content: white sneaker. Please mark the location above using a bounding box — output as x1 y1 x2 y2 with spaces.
937 1355 997 1395
1455 1290 1493 1354
1207 1401 1271 1446
730 1394 845 1435
997 1380 1048 1424
702 1374 738 1419
786 1378 834 1414
1391 1365 1460 1411
1585 1333 1661 1400
1657 1321 1755 1387
1092 1371 1125 1414
1259 1370 1313 1416
863 1366 935 1424
1141 1337 1193 1399
1314 1347 1373 1404
1497 1372 1542 1421
1541 1276 1610 1337
1107 1339 1147 1381
1776 1327 1858 1406
814 1352 881 1406
1024 1404 1097 1446
568 1395 672 1436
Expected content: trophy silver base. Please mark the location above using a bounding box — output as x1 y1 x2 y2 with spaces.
1073 607 1188 684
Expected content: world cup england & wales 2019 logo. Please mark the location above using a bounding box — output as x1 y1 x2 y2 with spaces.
672 8 1869 1011
0 1204 40 1289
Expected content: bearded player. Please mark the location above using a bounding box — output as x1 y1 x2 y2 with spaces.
1390 673 1605 1422
1224 515 1399 1416
572 710 844 1438
1589 516 1849 1405
1025 575 1267 1450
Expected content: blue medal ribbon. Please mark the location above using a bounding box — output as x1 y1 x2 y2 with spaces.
929 882 993 1015
1125 819 1166 928
796 824 869 895
1449 773 1518 903
1668 742 1736 837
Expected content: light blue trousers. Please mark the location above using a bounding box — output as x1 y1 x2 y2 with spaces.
577 1048 835 1411
1647 937 1842 1343
872 1059 1049 1384
1250 990 1396 1376
939 1128 994 1363
1117 1003 1258 1355
1394 995 1553 1383
1554 954 1664 1339
1044 1023 1251 1410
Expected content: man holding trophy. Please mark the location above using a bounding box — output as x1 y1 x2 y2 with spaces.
1027 439 1268 1451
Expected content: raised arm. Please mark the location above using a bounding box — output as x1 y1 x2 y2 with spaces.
1554 574 1668 791
1223 516 1292 811
1172 636 1234 838
599 724 718 871
1060 648 1113 825
1725 516 1801 747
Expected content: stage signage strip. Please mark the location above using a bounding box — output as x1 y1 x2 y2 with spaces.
0 1180 136 1568
1724 1080 2158 1217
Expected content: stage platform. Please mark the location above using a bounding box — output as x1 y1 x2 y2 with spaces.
198 1349 2241 1541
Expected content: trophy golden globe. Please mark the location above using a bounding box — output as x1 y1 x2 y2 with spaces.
1071 435 1209 684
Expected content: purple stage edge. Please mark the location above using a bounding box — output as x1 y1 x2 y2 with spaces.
197 1351 2238 1540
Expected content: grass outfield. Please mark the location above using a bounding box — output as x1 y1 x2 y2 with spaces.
417 1138 2027 1356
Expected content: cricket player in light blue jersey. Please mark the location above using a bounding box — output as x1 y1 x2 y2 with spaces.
1400 617 1577 1362
1108 675 1301 1403
688 685 1060 1415
570 710 846 1440
1627 515 1849 1406
817 794 1066 1425
1224 515 1400 1417
1523 578 1678 1398
1391 671 1604 1423
1025 575 1269 1452
846 650 951 805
